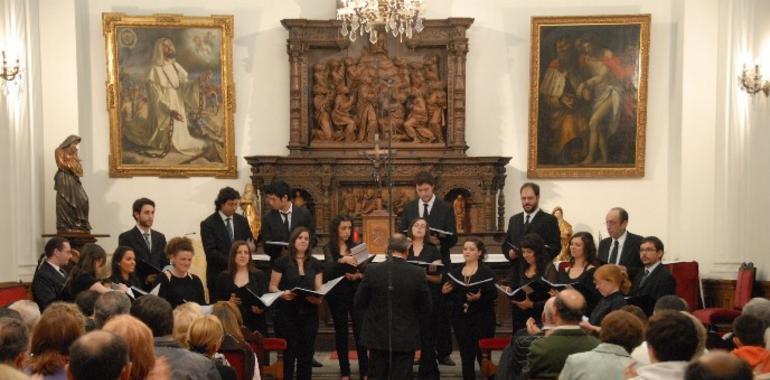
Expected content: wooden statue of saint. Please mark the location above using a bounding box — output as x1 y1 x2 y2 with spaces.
55 135 91 232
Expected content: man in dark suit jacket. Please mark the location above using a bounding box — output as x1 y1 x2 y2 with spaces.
31 237 72 311
397 172 457 266
118 198 168 288
597 207 644 280
201 187 255 297
355 233 431 380
259 180 317 261
503 182 561 261
631 236 676 304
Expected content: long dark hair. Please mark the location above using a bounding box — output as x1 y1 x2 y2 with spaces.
519 233 549 275
569 232 599 267
325 214 355 261
111 246 135 277
407 217 430 242
227 240 256 276
68 243 107 287
286 226 312 262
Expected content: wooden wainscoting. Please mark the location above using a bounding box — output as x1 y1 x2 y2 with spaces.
701 279 770 309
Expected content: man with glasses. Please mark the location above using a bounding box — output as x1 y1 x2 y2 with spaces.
598 207 644 279
631 236 676 304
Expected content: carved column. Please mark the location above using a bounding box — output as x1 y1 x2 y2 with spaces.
284 27 308 153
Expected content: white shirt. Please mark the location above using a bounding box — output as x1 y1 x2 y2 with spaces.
47 260 65 277
610 230 628 264
419 194 436 217
280 203 294 227
523 208 541 224
644 261 662 274
136 225 152 247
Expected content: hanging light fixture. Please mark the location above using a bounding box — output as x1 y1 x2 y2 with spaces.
337 0 425 44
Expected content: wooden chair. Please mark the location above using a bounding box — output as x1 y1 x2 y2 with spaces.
694 263 755 331
478 337 511 378
664 261 703 311
241 326 286 380
221 349 248 380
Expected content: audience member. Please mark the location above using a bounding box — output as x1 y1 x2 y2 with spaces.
157 237 206 308
730 314 770 374
0 307 22 320
631 236 676 304
597 207 644 279
31 237 72 311
8 300 40 332
188 315 238 380
130 295 221 380
67 330 131 380
560 310 645 380
582 264 629 332
103 314 170 380
118 197 169 288
496 296 557 380
685 351 753 380
630 295 689 366
741 297 770 351
24 302 86 380
522 289 599 379
109 246 142 289
93 291 132 328
0 317 28 369
74 290 99 331
620 304 648 325
630 310 699 380
211 301 259 380
172 302 203 348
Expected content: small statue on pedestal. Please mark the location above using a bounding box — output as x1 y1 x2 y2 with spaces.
552 206 573 262
454 194 466 233
241 184 260 240
55 135 91 233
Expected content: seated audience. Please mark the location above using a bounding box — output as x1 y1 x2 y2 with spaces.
522 289 599 379
8 300 41 332
67 243 128 300
24 302 86 380
211 301 260 380
74 290 99 331
172 302 203 348
67 330 131 380
130 295 221 380
31 237 72 311
581 264 630 332
630 295 689 366
109 246 142 289
0 316 28 370
103 314 170 380
187 315 238 380
214 240 268 335
731 314 770 374
497 296 557 380
685 351 753 380
620 304 648 325
158 237 206 308
93 291 132 328
741 298 770 351
559 310 645 380
631 236 676 303
630 310 699 380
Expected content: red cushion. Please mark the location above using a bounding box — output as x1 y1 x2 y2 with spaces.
263 338 287 351
693 307 741 325
478 337 511 351
665 262 701 310
222 351 246 380
734 268 755 310
0 286 28 307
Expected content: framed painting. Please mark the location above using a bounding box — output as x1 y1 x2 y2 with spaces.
103 13 236 177
527 15 650 178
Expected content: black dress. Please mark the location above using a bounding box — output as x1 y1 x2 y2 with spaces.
407 243 443 379
157 271 206 309
272 255 323 380
68 272 98 300
214 270 268 335
589 290 627 326
109 272 142 289
445 264 497 380
555 264 601 314
508 264 557 331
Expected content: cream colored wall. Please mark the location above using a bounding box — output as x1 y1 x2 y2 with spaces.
8 0 767 282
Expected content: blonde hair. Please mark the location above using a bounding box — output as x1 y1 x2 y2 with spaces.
187 315 224 355
103 314 155 380
172 302 202 347
594 264 632 294
211 301 244 342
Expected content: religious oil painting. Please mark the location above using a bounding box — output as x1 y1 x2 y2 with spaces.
103 13 236 177
528 15 650 178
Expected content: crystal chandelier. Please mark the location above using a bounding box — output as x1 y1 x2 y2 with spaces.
337 0 425 44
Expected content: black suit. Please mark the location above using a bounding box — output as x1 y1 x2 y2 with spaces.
355 256 431 380
598 231 644 279
259 204 317 261
631 263 677 303
118 226 168 287
200 211 254 297
398 197 457 265
503 210 561 260
31 261 67 311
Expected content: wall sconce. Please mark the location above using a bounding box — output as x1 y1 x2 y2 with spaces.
739 64 770 96
1 50 21 83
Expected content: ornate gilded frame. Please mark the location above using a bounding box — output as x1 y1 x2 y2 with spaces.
528 15 649 178
103 13 236 178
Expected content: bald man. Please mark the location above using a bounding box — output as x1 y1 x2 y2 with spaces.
685 351 753 380
67 330 131 380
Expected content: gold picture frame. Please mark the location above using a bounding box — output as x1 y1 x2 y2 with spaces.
528 15 650 178
103 13 236 178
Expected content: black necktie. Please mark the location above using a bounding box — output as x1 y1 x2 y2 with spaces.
225 217 234 242
423 203 430 218
524 214 531 230
608 240 619 264
640 269 650 286
281 212 290 234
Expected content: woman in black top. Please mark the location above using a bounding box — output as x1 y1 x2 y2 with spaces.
322 214 368 380
109 246 142 290
508 233 557 331
407 217 443 379
269 227 323 380
582 263 630 332
441 238 496 380
67 243 127 299
157 237 206 308
553 232 601 313
214 240 268 335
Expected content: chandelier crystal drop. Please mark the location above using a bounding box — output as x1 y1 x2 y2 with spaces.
337 0 425 44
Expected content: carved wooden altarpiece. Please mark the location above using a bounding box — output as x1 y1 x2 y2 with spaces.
246 18 511 253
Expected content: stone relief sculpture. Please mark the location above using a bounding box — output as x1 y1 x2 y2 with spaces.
55 135 92 232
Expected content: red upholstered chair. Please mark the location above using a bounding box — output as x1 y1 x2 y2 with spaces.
260 337 287 380
0 284 29 306
694 263 755 329
478 337 512 377
221 350 247 380
664 261 703 311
